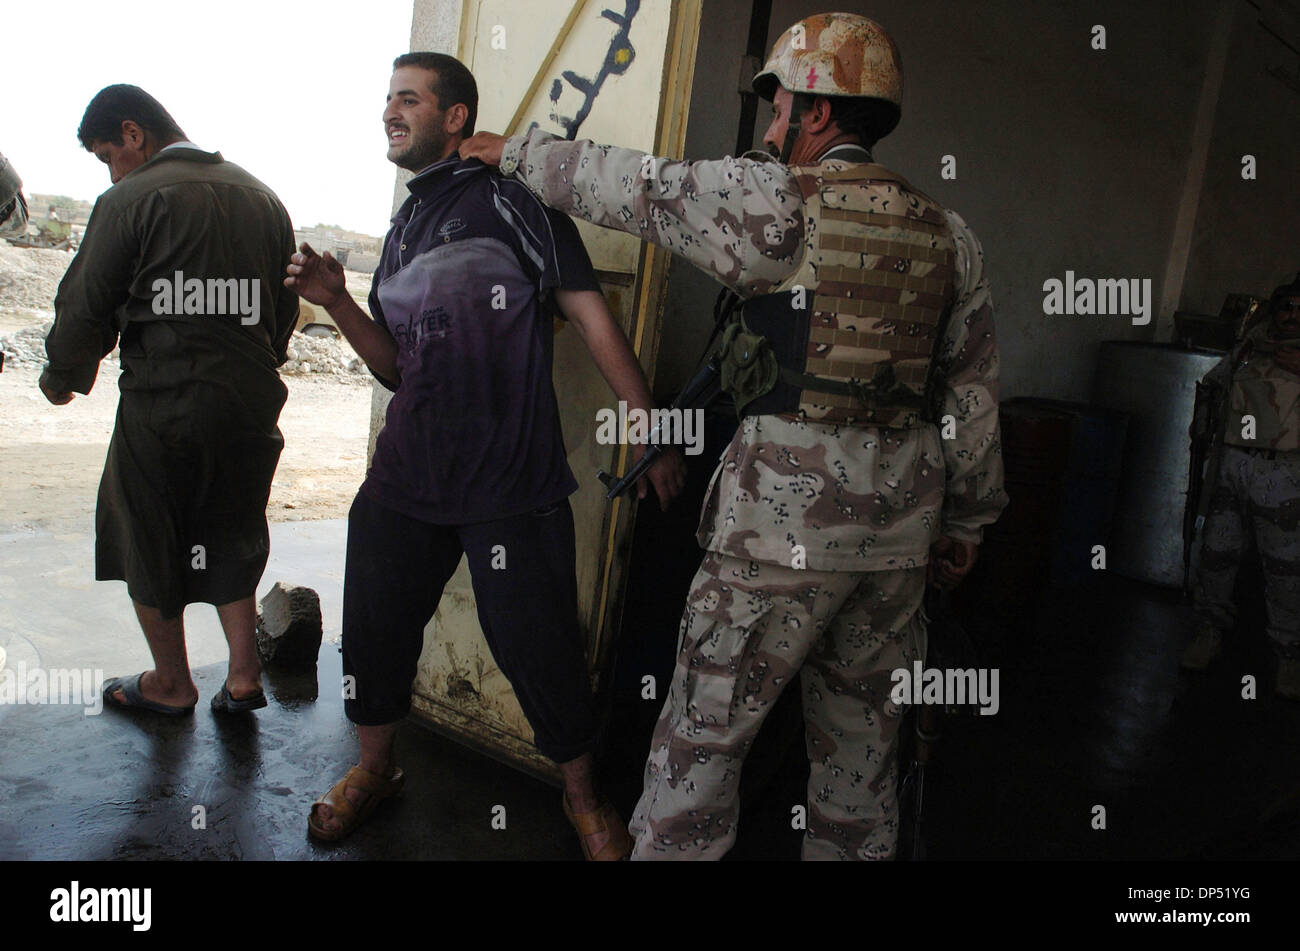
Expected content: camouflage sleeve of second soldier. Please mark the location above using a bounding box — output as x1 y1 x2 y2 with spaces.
501 128 802 296
936 210 1009 543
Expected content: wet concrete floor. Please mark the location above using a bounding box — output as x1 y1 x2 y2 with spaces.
0 533 1295 861
920 574 1300 860
0 643 584 860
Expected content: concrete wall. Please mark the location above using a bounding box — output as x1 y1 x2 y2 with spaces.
744 0 1214 402
649 0 1300 403
386 1 1300 407
652 0 756 397
1182 1 1300 314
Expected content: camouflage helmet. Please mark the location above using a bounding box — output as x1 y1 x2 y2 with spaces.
752 12 903 107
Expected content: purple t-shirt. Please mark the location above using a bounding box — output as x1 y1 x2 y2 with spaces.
360 157 599 524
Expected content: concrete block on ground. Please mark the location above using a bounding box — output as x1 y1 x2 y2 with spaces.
256 582 323 669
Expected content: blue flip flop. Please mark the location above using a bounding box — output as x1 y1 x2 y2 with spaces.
102 673 195 717
210 683 268 714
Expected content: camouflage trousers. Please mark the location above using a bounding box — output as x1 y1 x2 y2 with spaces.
628 551 927 860
1194 446 1300 658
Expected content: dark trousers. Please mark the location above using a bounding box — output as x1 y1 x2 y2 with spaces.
342 490 597 762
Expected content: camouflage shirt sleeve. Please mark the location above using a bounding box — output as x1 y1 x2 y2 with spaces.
502 128 803 296
934 210 1008 543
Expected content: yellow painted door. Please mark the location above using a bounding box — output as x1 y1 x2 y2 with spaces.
408 0 701 778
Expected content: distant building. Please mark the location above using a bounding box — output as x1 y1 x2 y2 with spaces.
293 225 382 272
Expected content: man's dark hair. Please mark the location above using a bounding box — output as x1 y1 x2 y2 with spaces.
804 96 900 151
77 85 187 150
393 52 478 136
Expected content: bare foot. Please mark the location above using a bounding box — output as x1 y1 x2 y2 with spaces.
222 677 263 701
310 763 397 835
110 670 199 709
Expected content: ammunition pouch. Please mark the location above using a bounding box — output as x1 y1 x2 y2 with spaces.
710 158 959 429
716 318 779 416
713 290 936 425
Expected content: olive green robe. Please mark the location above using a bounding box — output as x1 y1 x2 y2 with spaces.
44 147 298 616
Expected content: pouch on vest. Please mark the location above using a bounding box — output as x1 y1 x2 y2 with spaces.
716 161 958 429
717 318 780 416
715 287 943 426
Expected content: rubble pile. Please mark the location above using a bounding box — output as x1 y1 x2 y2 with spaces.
281 331 368 380
0 246 369 381
1 323 367 380
0 244 73 319
0 321 113 369
0 322 47 365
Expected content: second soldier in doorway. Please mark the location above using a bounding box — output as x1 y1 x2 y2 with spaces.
1184 274 1300 700
463 13 1008 859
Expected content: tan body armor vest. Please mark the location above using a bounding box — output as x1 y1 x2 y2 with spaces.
733 161 958 429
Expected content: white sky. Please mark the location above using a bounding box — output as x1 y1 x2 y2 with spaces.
7 0 416 237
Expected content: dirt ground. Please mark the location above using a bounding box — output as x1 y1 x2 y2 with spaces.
0 243 376 532
0 314 372 534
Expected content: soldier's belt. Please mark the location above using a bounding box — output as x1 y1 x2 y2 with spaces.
777 367 926 407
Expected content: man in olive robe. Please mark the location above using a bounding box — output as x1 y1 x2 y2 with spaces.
40 85 299 716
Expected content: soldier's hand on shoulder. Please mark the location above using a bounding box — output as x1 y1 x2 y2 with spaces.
459 133 507 168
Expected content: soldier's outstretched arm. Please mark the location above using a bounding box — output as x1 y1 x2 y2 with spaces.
462 128 802 297
934 211 1008 556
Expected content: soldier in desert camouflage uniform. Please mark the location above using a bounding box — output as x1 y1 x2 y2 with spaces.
1184 275 1300 700
463 12 1007 859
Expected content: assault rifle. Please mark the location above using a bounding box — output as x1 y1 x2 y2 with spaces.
898 584 980 861
1184 376 1230 598
597 356 722 500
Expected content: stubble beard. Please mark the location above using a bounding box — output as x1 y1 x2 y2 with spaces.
392 126 450 172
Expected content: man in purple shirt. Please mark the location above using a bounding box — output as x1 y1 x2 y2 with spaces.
286 52 683 860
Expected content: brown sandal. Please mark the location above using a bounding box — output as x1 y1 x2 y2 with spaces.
308 764 405 842
562 794 633 861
